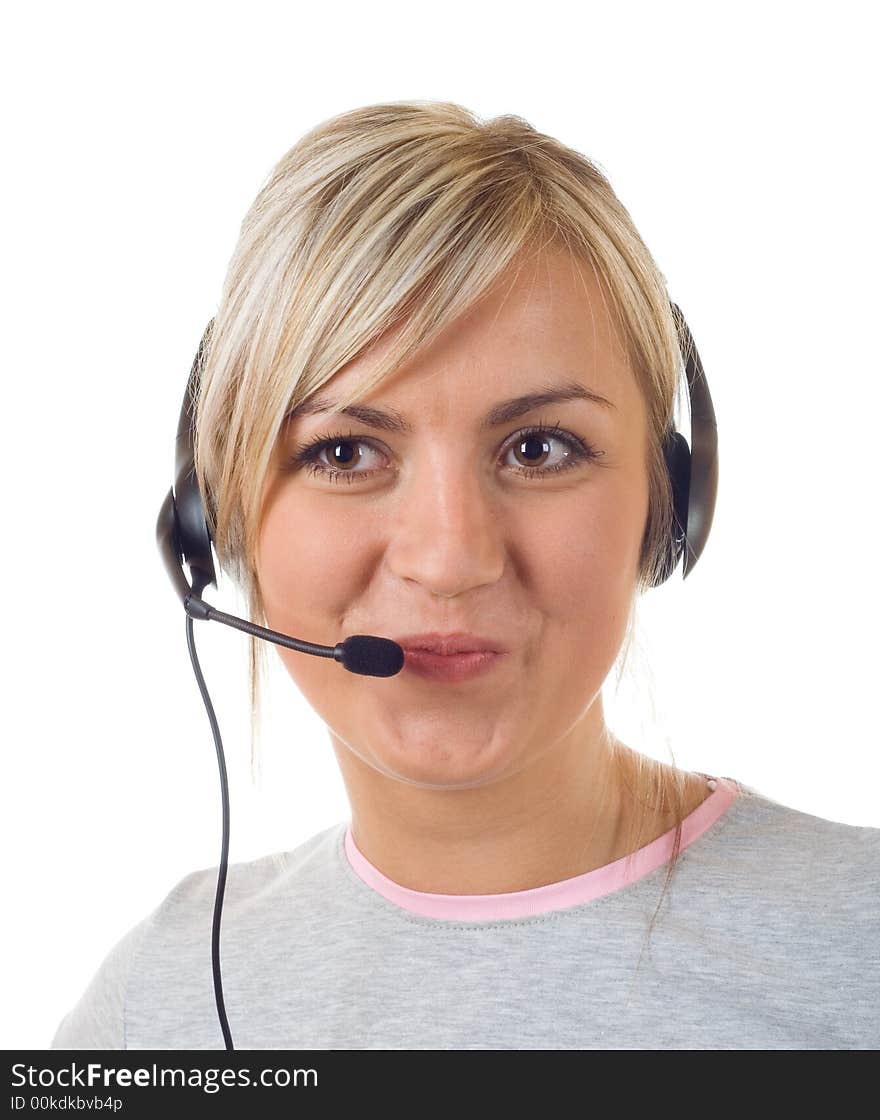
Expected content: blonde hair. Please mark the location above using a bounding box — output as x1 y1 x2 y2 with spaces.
193 100 696 942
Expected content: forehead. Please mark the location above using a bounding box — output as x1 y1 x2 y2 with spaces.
297 244 641 427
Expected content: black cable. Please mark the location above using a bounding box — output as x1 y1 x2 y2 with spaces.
184 611 234 1051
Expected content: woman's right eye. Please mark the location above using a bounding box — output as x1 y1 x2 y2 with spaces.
286 432 388 484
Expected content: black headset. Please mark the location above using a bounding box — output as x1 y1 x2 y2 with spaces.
155 301 718 1050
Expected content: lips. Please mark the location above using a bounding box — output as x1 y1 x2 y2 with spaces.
394 631 507 655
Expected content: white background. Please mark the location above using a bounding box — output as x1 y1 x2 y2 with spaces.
3 1 877 1050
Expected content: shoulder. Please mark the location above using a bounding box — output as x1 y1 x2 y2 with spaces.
654 782 879 1046
51 910 154 1049
51 822 346 1049
159 821 346 925
686 781 879 959
718 782 879 895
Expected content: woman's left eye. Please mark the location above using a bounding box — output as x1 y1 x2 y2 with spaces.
286 422 604 485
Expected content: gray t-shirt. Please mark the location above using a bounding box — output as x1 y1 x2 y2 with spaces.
51 777 880 1050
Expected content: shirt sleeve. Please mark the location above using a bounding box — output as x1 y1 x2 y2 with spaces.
50 917 152 1050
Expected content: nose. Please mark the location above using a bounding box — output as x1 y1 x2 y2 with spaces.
385 452 506 598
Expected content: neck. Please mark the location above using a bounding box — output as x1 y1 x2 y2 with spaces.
328 706 701 896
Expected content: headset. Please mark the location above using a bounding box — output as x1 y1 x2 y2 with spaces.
155 300 718 1050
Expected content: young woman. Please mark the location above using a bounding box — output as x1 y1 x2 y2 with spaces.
52 100 879 1050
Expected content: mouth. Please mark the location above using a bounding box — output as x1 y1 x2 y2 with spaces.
399 648 505 683
393 633 508 683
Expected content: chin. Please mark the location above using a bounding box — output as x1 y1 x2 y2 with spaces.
363 732 516 791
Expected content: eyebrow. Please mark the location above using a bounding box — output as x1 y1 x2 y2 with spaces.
287 380 616 434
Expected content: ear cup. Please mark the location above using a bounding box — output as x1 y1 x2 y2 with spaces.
174 326 217 592
157 321 217 606
649 430 692 588
649 302 718 587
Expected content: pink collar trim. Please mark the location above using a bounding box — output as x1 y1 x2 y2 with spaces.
343 775 740 920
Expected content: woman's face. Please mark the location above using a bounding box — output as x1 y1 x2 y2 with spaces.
256 245 650 791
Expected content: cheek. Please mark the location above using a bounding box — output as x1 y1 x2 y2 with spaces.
555 502 641 605
526 479 646 668
256 491 368 628
256 491 369 712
